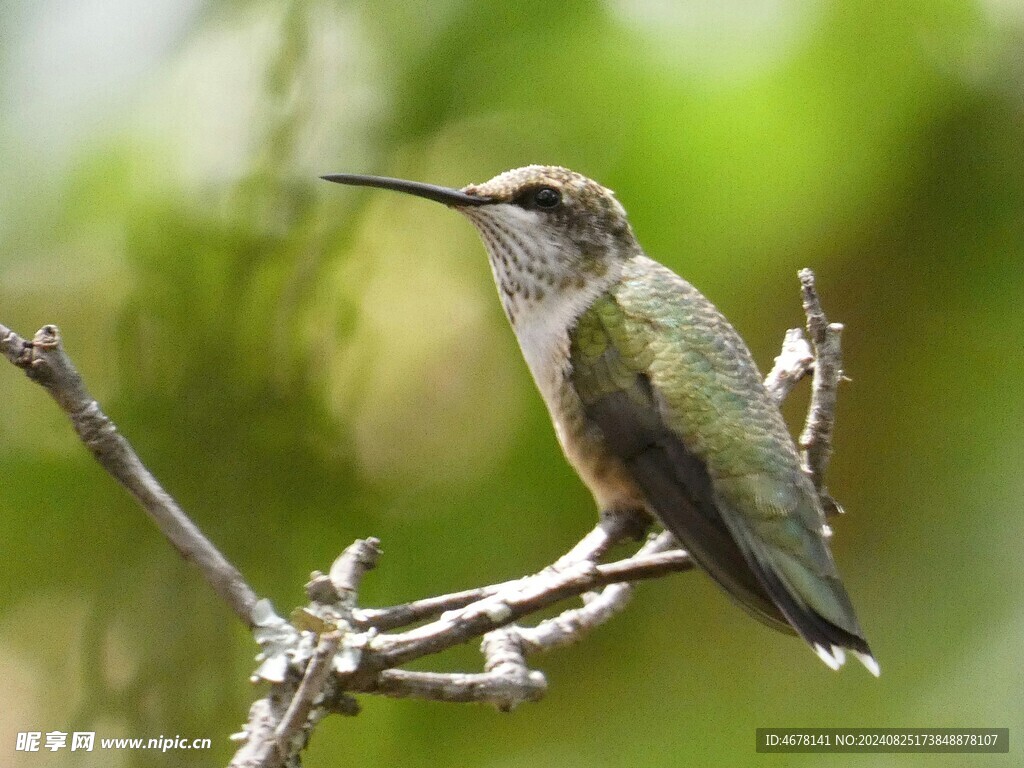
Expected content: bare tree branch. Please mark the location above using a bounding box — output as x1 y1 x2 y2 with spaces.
361 665 548 707
353 530 685 632
0 323 260 627
763 327 814 406
361 544 692 670
305 537 383 606
514 531 681 654
271 632 340 763
797 268 845 515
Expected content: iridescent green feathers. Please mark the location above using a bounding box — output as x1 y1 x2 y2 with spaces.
569 257 876 672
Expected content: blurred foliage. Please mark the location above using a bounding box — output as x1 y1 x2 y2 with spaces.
1 0 1022 766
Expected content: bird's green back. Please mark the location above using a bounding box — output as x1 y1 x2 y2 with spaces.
569 255 868 647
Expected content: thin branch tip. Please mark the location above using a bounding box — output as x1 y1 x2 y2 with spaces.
0 322 260 628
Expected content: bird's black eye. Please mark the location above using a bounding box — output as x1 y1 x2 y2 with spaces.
512 185 563 211
533 187 561 209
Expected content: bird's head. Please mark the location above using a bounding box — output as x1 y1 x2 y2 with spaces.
323 165 640 322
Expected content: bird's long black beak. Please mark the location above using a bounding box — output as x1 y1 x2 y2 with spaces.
320 173 493 207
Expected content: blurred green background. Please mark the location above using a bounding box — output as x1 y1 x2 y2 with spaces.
1 0 1022 766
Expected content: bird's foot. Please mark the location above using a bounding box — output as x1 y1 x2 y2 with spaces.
598 507 651 543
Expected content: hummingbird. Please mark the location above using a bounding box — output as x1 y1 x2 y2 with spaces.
322 165 878 675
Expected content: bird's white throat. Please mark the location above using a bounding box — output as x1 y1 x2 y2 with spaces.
463 203 623 407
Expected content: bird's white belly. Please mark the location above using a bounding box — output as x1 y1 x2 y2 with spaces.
509 303 647 513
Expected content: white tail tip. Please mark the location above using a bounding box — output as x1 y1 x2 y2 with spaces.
855 652 881 677
813 643 843 671
812 645 881 676
831 645 847 667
